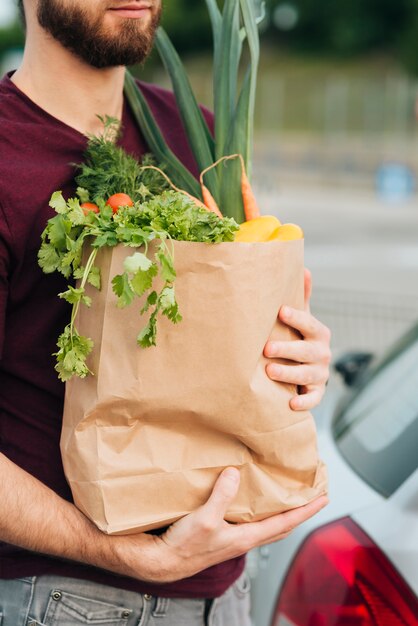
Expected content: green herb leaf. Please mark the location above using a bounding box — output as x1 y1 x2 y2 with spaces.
38 243 61 274
130 263 158 297
73 266 85 280
49 191 67 214
76 187 90 203
157 248 176 282
67 198 86 226
137 312 158 348
61 235 85 272
112 273 135 308
47 215 70 250
123 252 152 274
75 116 169 202
93 231 118 248
160 286 182 324
54 326 94 382
87 266 101 290
58 286 86 305
141 290 158 314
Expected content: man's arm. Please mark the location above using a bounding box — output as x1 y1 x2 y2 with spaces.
0 452 117 568
0 453 327 583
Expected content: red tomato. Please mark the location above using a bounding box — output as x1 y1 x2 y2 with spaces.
106 193 134 214
81 202 100 215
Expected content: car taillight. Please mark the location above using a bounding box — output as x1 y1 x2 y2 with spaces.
272 517 418 626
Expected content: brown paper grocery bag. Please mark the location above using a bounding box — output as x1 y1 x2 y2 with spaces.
61 239 327 534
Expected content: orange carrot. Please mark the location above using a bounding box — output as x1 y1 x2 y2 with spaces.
237 155 260 221
200 154 260 222
199 161 224 217
201 184 223 218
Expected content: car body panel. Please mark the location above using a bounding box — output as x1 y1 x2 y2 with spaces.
352 469 418 596
249 326 418 626
249 381 383 626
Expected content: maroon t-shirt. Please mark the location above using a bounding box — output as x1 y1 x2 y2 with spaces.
0 73 244 598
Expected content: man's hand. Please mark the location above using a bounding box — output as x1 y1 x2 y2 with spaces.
112 468 328 583
264 268 331 411
0 455 327 585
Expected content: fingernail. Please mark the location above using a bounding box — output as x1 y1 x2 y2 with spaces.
265 341 278 356
224 468 240 482
281 306 291 319
291 396 302 409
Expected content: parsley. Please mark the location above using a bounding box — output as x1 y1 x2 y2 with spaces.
75 116 169 202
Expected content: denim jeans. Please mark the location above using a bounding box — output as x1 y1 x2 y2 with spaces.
0 571 252 626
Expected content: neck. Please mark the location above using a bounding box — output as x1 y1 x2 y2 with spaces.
12 25 125 136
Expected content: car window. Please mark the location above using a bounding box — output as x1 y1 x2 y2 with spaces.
334 337 418 497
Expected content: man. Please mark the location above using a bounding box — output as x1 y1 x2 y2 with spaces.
0 1 331 624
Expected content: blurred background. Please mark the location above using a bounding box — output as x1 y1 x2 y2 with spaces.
2 0 418 361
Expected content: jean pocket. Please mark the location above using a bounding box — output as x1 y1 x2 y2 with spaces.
42 589 132 626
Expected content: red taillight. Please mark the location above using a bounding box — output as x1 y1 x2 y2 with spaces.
272 517 418 626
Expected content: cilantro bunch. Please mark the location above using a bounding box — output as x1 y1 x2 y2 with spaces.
39 188 238 382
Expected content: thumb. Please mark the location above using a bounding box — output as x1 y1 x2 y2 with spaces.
202 468 240 524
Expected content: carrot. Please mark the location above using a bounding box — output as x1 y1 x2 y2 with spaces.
237 155 260 221
199 161 223 217
200 154 260 222
201 184 223 218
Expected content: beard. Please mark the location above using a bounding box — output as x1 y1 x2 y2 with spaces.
37 0 161 68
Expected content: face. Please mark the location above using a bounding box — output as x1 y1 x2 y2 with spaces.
36 0 162 68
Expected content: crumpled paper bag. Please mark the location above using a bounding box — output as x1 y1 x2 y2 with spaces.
61 239 327 534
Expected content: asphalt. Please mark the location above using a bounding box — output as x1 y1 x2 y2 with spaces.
253 177 418 358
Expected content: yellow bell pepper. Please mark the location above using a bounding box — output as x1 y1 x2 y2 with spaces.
234 216 304 242
234 215 281 242
273 223 304 241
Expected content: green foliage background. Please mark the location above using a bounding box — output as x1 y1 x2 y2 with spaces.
263 0 418 76
163 0 418 76
1 0 418 76
0 20 24 60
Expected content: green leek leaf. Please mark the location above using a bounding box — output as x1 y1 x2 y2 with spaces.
213 0 242 161
204 0 222 52
154 28 218 199
124 72 201 198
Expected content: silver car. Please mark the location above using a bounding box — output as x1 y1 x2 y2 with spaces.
249 322 418 626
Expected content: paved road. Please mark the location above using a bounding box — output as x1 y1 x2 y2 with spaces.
253 181 418 355
255 183 418 293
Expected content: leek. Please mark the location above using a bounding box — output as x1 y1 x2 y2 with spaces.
124 0 264 223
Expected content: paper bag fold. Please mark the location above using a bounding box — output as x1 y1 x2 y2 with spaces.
61 239 327 534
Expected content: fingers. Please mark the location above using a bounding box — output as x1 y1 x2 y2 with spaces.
265 338 330 364
200 468 240 525
266 359 329 412
279 306 331 343
234 495 329 550
289 386 326 411
264 307 332 411
266 361 328 387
